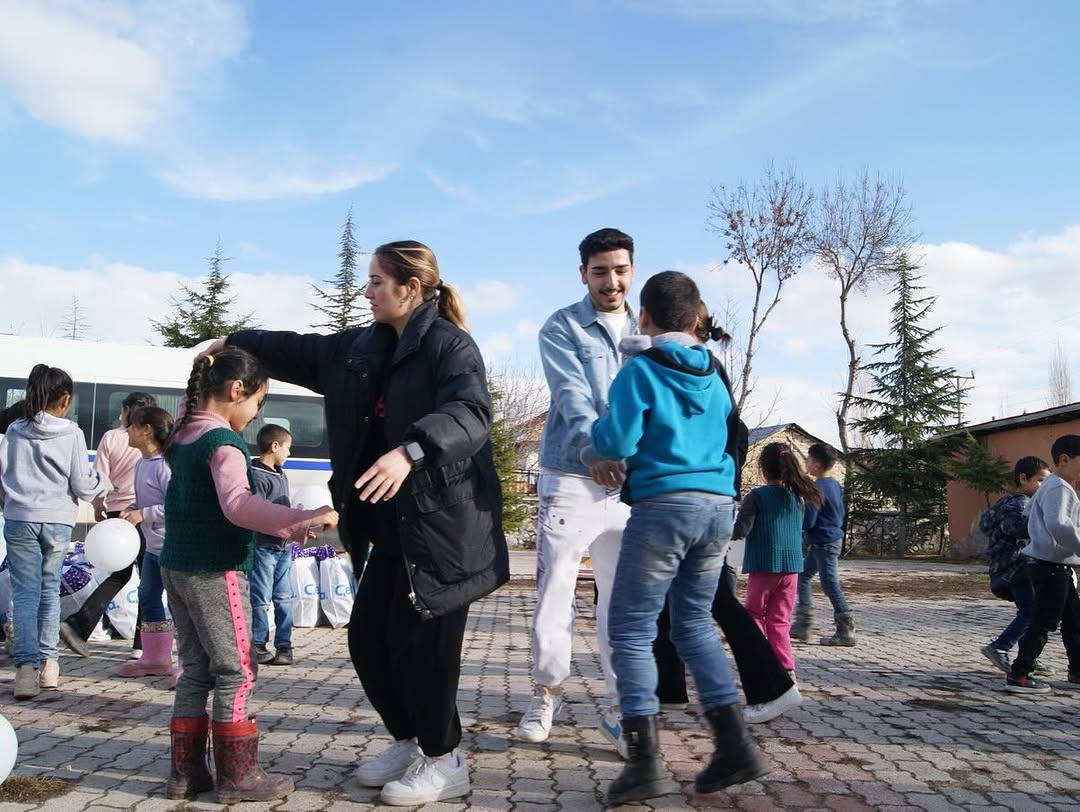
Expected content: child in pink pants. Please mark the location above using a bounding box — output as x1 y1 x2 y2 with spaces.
732 442 823 678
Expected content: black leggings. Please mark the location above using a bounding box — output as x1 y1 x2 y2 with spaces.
655 564 793 707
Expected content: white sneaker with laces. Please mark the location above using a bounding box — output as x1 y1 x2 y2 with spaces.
380 750 470 805
743 684 803 725
354 738 422 787
600 705 629 759
514 687 563 743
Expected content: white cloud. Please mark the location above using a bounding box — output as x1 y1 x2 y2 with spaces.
460 281 527 315
156 160 395 202
0 0 248 145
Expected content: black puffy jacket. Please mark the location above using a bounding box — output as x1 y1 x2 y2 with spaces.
228 302 510 618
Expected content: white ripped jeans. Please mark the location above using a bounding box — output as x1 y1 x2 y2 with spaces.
530 468 628 703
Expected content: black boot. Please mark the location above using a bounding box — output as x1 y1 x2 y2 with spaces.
696 705 769 794
604 715 678 806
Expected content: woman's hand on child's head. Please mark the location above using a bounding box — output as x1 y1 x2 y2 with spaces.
355 447 412 504
195 337 228 357
120 508 143 526
311 507 339 530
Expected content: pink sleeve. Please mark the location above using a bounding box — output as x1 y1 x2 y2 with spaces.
209 446 314 542
93 434 112 477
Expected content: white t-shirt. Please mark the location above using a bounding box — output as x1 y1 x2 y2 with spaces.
595 309 631 351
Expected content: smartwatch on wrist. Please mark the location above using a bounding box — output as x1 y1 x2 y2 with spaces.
403 441 425 469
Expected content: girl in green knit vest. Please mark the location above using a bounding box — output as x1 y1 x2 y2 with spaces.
159 348 339 804
732 442 822 682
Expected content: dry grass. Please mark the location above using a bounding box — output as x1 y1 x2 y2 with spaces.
0 775 75 803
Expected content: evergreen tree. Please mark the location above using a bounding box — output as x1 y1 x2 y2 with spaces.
311 206 371 331
946 432 1013 508
153 240 256 347
488 379 530 537
848 254 960 557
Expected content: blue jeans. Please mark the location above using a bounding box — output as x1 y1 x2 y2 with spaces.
138 553 168 624
250 546 295 649
797 540 850 614
609 492 739 718
4 521 71 667
991 566 1035 651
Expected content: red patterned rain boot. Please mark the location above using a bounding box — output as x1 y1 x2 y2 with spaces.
212 717 294 804
166 716 214 799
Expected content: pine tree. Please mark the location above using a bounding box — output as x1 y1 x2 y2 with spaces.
57 294 90 340
946 432 1013 508
488 380 530 537
153 240 257 347
848 254 960 557
311 206 372 331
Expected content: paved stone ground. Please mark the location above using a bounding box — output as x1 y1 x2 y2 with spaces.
2 565 1080 811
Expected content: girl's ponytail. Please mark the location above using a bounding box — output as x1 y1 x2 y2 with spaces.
759 442 823 506
24 364 74 422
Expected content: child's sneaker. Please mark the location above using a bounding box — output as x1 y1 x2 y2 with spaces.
270 647 293 666
1032 659 1054 677
980 644 1010 674
1005 674 1052 694
254 645 274 665
354 738 422 787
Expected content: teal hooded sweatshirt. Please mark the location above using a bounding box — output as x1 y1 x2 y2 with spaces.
590 336 736 503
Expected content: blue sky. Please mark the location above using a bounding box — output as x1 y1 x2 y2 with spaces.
1 0 1078 444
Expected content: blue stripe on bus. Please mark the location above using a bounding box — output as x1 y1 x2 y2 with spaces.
88 453 331 471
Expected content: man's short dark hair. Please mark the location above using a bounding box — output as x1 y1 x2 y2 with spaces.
256 423 292 453
639 271 700 333
1013 455 1050 485
807 442 839 470
1050 435 1080 466
579 228 634 266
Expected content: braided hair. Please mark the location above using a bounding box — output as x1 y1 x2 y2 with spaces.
164 347 267 458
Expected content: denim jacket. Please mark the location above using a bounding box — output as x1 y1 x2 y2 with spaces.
538 295 638 476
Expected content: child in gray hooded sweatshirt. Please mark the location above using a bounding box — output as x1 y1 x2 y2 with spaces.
0 364 110 699
1005 434 1080 694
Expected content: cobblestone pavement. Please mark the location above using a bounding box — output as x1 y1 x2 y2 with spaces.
2 570 1080 811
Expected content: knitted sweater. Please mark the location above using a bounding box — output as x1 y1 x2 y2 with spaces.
161 428 258 573
734 485 805 574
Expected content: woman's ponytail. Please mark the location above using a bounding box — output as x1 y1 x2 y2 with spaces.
436 281 469 333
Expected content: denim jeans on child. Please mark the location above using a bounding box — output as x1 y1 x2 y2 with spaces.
138 552 168 624
608 491 739 718
797 539 850 614
4 520 71 667
991 565 1035 652
249 546 295 650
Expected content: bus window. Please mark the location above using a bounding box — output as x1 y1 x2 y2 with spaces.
242 395 328 459
0 376 91 439
91 384 185 448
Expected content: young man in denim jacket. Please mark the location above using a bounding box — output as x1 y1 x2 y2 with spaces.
514 228 637 755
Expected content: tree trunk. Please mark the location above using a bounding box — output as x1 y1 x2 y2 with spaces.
835 287 859 454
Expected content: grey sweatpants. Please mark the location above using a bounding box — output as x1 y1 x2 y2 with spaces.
162 568 258 723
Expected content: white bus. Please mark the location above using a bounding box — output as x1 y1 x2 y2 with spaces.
0 335 331 527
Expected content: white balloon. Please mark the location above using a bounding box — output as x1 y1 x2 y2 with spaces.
84 518 140 573
0 713 17 785
292 485 333 511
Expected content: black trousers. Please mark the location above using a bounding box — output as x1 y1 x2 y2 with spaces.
655 563 793 707
348 543 469 757
66 512 145 646
1011 557 1080 678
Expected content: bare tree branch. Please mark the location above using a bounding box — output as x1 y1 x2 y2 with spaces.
707 163 813 413
1047 338 1073 407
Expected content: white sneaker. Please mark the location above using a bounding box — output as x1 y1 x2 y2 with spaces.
354 738 422 787
743 684 803 725
514 687 563 743
380 751 470 805
600 705 629 759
